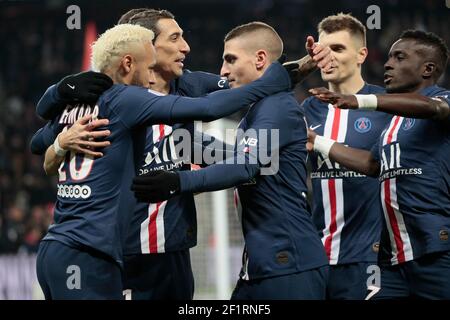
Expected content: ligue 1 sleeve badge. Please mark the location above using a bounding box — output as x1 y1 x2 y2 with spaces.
354 117 372 133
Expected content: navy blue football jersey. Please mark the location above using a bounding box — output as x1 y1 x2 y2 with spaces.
125 71 228 255
179 91 328 280
30 62 292 266
302 83 392 265
31 71 229 255
371 85 450 266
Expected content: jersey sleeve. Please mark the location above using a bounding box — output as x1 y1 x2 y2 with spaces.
115 62 291 128
36 84 68 120
299 97 314 127
191 130 235 167
177 95 301 193
370 137 381 162
178 70 229 96
29 119 62 155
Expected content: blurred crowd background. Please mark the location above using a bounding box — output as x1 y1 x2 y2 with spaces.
0 0 449 255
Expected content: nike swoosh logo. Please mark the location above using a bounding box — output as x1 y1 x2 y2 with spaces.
67 84 75 90
169 190 177 195
309 124 322 130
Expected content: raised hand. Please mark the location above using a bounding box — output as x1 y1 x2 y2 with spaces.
58 114 111 157
131 170 181 203
305 36 334 72
57 71 113 103
309 87 358 109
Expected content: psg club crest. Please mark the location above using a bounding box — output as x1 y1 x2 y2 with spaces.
402 118 415 131
354 117 371 133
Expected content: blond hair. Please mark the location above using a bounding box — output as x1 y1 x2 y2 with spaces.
91 24 155 72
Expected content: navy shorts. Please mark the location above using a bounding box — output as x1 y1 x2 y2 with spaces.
231 266 329 300
122 249 194 300
36 240 123 300
368 250 450 299
327 262 375 300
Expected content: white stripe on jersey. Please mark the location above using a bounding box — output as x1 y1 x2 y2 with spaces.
320 105 348 264
323 104 348 143
140 201 167 254
321 179 332 246
331 179 345 264
155 201 167 253
382 116 403 145
140 203 156 254
380 119 414 265
388 178 413 263
380 180 398 263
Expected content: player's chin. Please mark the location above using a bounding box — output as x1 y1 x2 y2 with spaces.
385 83 395 93
173 67 184 77
229 81 241 89
385 81 403 93
321 72 336 82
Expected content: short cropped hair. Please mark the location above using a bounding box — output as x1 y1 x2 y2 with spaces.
318 13 366 46
118 9 175 40
91 24 155 72
224 21 283 61
400 29 449 79
117 8 149 24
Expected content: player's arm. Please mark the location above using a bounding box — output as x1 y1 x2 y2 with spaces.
307 129 380 177
30 120 60 155
43 115 111 175
177 70 229 95
191 131 235 167
121 62 291 126
131 97 294 202
283 36 333 85
310 87 450 121
132 162 259 202
36 71 113 120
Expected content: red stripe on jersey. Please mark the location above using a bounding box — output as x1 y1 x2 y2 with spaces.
330 108 341 140
386 116 400 144
323 108 341 260
324 179 338 259
383 180 406 263
159 124 165 140
148 202 162 253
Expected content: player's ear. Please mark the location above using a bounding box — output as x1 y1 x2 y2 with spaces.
357 47 368 65
422 61 436 79
120 55 133 74
255 49 268 70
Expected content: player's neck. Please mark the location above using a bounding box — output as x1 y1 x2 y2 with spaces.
410 79 436 93
109 71 127 86
328 74 365 94
150 73 172 94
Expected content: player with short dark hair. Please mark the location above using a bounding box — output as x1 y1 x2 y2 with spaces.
33 23 293 299
308 30 450 299
32 9 333 300
301 13 392 300
132 21 329 300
